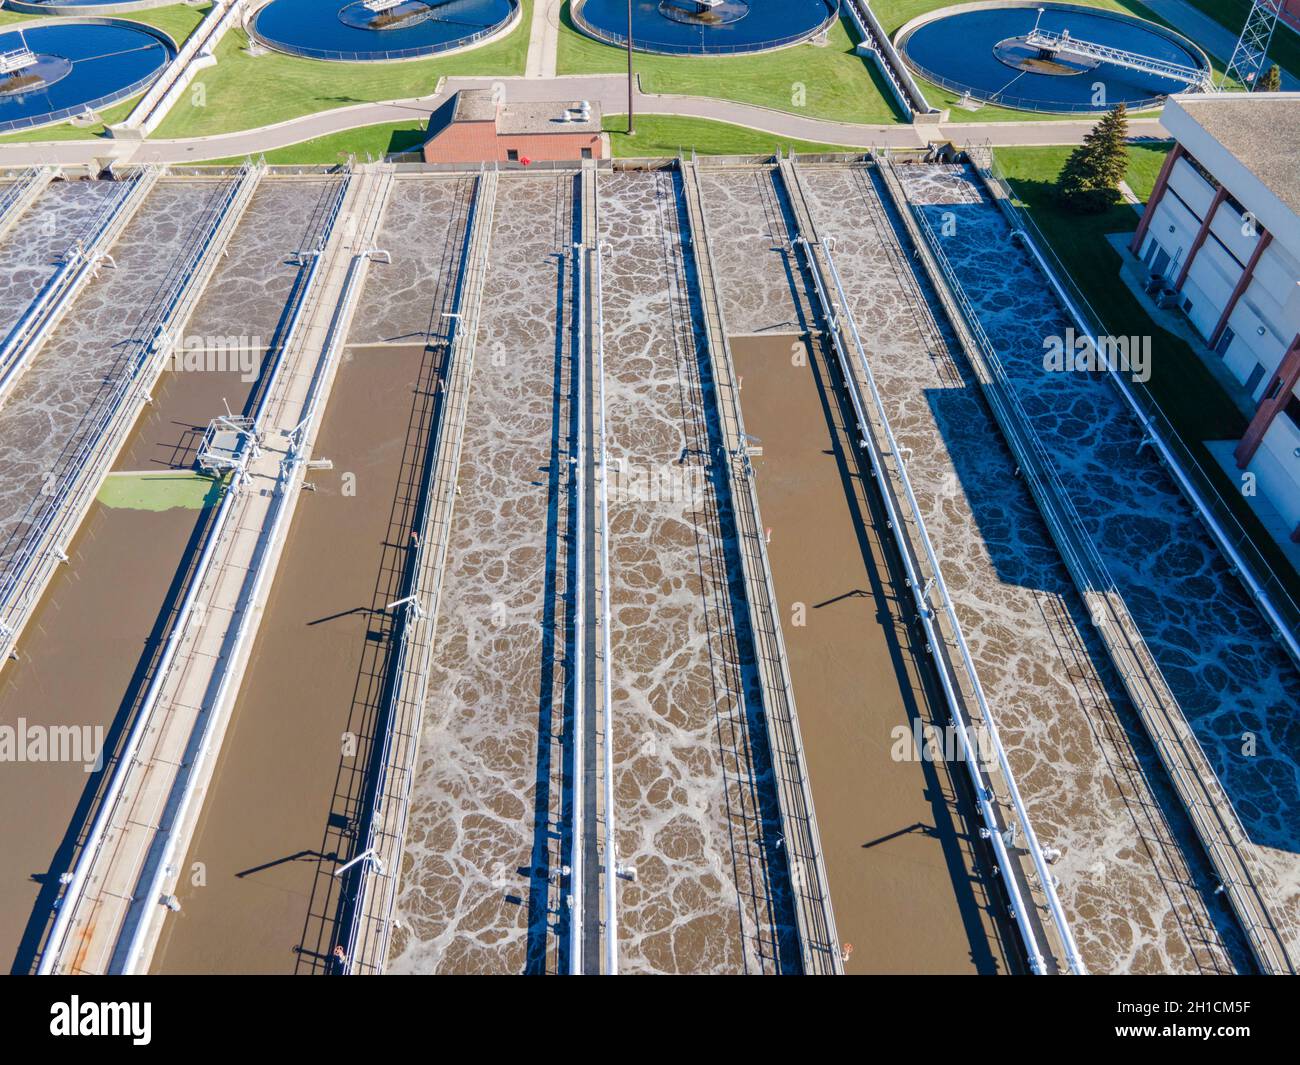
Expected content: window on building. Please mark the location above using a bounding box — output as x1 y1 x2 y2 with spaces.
1284 392 1300 431
1244 362 1266 396
506 149 519 162
581 147 592 160
1181 297 1193 314
1214 328 1234 357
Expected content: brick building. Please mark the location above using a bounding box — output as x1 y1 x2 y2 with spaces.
422 89 606 165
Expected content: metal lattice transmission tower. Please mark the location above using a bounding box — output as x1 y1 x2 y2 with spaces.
1222 0 1283 90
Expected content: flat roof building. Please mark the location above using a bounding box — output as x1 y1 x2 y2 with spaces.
1131 91 1300 543
422 89 606 165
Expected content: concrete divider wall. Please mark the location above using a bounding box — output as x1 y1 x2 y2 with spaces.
0 167 55 246
842 0 937 120
119 0 244 137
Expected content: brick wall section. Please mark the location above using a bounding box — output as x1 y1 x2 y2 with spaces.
423 125 604 164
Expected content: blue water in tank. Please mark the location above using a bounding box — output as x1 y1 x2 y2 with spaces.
574 0 839 55
899 5 1208 112
0 21 173 131
251 0 518 61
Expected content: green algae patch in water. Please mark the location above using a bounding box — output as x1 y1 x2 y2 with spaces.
98 472 225 512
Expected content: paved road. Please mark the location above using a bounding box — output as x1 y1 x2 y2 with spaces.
0 74 1169 167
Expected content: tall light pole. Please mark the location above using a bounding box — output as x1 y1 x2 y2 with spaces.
626 0 635 134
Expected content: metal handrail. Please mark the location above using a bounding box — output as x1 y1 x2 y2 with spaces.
0 170 157 412
896 53 1171 113
843 0 935 117
680 160 841 971
592 241 618 975
0 166 44 221
35 162 268 974
799 193 1083 970
569 235 587 975
125 0 245 134
0 19 175 133
336 168 491 974
109 177 340 977
976 154 1300 661
896 156 1296 974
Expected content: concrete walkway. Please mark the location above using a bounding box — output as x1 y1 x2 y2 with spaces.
524 0 563 79
0 74 1169 167
1144 0 1300 88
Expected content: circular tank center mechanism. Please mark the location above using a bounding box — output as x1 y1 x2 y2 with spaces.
573 0 836 56
897 3 1210 113
0 51 74 97
992 35 1098 76
657 0 749 28
337 0 441 31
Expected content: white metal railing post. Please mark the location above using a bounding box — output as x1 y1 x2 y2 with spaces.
35 161 268 974
783 162 1083 971
593 242 618 975
569 239 587 976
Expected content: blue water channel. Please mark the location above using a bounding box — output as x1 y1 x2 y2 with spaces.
900 164 1300 853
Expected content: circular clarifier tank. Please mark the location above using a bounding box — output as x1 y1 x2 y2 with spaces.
0 20 173 133
897 2 1210 112
249 0 520 62
572 0 839 55
4 0 177 11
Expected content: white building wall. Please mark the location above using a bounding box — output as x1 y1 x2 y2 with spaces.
1156 96 1300 541
1188 239 1238 307
1250 394 1300 531
1222 295 1291 397
1168 157 1215 218
1209 200 1258 264
1144 154 1300 398
1141 195 1197 277
1252 240 1300 319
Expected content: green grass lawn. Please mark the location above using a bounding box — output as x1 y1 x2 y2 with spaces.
134 1 214 46
152 0 532 139
558 4 904 124
0 4 209 44
198 119 428 164
195 113 858 164
604 114 858 157
1122 137 1174 199
0 95 141 142
994 143 1300 600
0 4 212 143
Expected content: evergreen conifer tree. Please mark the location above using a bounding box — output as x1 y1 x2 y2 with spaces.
1057 104 1129 214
